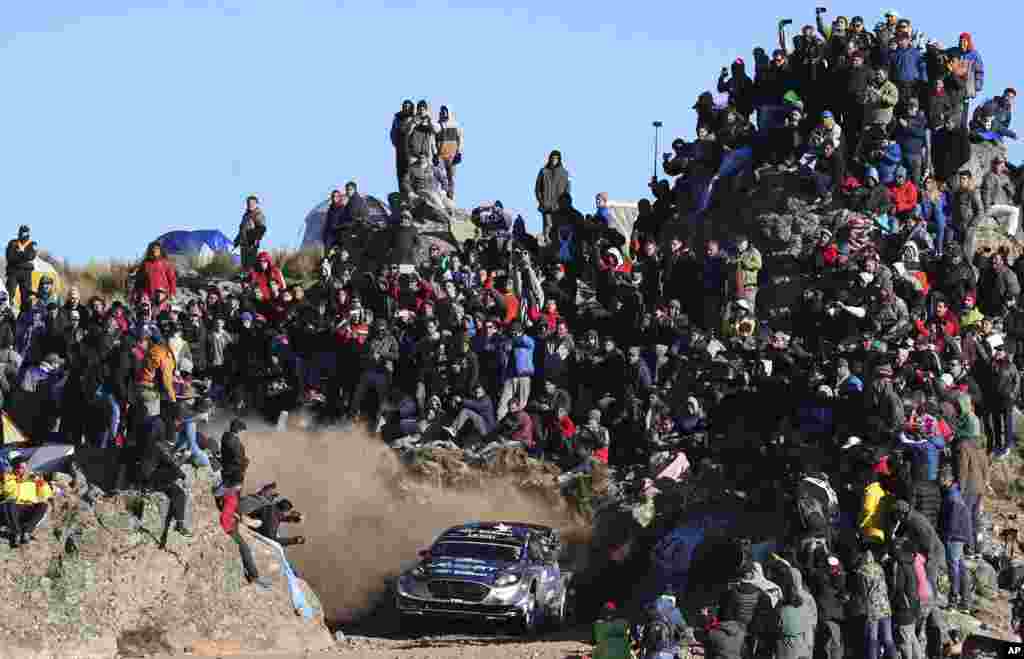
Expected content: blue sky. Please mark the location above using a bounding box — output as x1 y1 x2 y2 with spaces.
1 1 1020 263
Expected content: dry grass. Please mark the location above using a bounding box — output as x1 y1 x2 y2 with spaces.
275 246 322 284
35 245 320 299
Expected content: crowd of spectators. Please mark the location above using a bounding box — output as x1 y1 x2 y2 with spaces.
1 5 1024 651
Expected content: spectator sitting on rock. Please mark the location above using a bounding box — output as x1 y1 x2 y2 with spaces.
982 87 1017 141
2 458 54 549
981 155 1020 238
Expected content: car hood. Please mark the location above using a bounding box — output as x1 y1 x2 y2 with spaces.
422 557 519 585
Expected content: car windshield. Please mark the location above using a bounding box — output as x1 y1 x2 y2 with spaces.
432 541 521 563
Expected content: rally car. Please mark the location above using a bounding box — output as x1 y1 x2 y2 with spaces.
395 521 569 634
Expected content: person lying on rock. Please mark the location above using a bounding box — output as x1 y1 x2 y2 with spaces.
238 482 306 548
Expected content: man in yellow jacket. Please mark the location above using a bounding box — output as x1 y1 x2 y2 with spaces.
2 460 54 548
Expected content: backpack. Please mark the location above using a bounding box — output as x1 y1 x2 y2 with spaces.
593 616 635 659
637 595 688 659
797 494 828 533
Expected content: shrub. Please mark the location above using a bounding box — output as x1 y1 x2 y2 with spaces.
197 252 240 280
278 246 321 284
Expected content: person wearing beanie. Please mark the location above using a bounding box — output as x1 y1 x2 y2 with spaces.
436 105 464 201
535 150 570 247
717 57 754 119
946 33 985 119
887 166 919 219
390 99 415 189
5 225 36 311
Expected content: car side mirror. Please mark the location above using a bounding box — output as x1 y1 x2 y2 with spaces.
418 548 432 560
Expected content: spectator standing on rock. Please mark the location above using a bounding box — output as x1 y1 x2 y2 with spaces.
946 33 985 128
952 169 984 260
405 100 439 166
862 67 900 130
321 189 348 249
216 418 270 589
732 235 762 312
234 195 267 270
939 466 973 612
390 99 415 189
535 150 570 247
5 225 36 312
134 242 177 305
436 106 463 201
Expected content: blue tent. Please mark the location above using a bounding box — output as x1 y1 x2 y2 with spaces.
156 230 236 263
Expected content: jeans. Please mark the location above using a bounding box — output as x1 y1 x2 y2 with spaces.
95 387 120 449
989 204 1021 238
903 153 924 186
175 418 211 468
946 541 967 603
896 622 924 659
497 376 531 421
452 408 489 436
443 159 457 200
988 407 1015 454
866 617 897 659
813 172 833 197
352 368 390 417
6 271 32 312
963 491 981 553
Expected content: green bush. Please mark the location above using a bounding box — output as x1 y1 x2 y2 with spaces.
197 253 240 280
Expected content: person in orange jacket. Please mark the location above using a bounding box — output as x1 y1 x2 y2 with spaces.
2 459 54 548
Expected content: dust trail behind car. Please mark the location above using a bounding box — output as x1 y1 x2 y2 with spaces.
242 427 572 625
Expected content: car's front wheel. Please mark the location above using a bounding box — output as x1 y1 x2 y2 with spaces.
517 589 539 636
545 585 567 631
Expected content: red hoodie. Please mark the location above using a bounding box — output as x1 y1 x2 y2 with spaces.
248 252 286 301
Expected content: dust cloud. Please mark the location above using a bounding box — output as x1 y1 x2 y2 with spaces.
241 426 567 623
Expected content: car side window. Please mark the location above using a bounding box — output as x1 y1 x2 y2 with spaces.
527 537 544 562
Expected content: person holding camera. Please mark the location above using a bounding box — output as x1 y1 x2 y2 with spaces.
717 59 754 119
404 99 439 166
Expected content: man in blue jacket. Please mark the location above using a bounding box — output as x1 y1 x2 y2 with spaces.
893 97 928 184
887 33 927 108
983 88 1017 140
940 467 973 612
497 322 535 421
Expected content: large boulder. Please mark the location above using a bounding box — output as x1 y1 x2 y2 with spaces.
0 470 333 659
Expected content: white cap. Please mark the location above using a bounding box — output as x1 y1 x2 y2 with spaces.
841 436 862 450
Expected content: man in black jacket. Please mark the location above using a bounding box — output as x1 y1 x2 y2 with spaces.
5 225 36 311
388 212 420 272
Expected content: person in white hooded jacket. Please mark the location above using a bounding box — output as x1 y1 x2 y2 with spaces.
436 105 463 201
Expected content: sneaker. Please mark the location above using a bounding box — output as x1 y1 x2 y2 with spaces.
443 425 456 437
248 576 273 591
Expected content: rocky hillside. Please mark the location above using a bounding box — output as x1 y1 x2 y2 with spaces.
0 467 333 659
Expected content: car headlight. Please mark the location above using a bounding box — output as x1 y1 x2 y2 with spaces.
494 573 521 588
